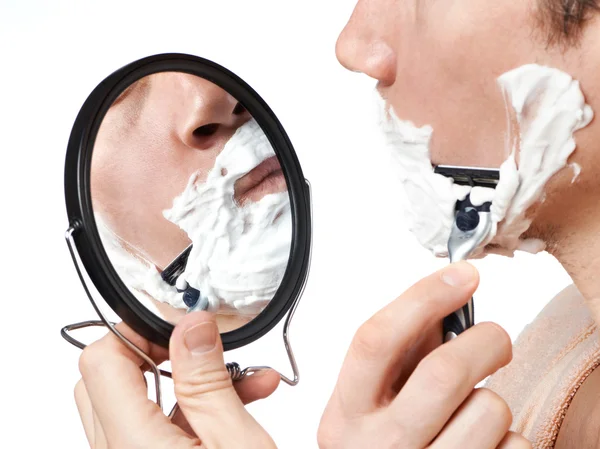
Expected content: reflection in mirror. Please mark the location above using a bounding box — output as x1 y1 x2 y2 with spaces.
90 72 292 333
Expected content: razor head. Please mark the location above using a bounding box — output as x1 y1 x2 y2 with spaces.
161 244 192 286
434 165 500 190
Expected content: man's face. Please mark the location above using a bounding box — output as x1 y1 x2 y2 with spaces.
91 72 286 270
336 0 600 239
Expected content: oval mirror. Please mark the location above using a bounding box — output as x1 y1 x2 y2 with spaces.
64 54 311 351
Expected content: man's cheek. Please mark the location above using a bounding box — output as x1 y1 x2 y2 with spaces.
430 0 532 75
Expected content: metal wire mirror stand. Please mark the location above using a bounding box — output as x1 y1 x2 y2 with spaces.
61 219 309 415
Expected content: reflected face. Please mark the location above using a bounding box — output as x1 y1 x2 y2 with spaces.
92 73 286 270
91 72 292 332
336 0 599 169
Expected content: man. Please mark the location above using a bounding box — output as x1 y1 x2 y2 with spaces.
320 1 600 448
93 72 283 272
74 1 600 448
93 72 291 330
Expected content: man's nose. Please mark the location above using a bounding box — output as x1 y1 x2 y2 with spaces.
335 6 397 87
180 80 251 151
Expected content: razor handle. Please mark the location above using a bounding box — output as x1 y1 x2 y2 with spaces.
442 196 492 343
443 297 474 342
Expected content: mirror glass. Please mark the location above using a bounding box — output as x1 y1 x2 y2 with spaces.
90 72 292 333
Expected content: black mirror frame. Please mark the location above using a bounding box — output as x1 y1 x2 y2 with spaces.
64 53 312 350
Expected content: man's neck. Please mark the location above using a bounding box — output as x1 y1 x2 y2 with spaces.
549 206 600 303
547 204 600 449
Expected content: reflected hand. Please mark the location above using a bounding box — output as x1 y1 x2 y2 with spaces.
318 261 531 449
75 312 279 448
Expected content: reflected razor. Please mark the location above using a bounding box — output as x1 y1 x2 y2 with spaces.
433 165 500 342
160 244 208 312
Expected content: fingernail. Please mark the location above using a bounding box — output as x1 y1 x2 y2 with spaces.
184 322 218 354
441 262 476 287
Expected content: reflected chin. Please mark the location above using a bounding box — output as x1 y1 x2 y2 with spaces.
217 314 255 333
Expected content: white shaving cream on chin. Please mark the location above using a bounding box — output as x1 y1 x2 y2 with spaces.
97 119 291 316
164 119 292 315
380 64 593 258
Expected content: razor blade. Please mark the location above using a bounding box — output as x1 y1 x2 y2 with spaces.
161 244 192 286
434 165 500 189
160 244 209 312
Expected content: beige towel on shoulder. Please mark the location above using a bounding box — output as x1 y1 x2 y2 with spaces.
485 284 600 448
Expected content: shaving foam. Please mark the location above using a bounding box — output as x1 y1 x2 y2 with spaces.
379 64 593 257
163 118 291 315
98 119 291 316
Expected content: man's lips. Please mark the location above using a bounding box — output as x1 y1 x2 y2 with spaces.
234 155 287 205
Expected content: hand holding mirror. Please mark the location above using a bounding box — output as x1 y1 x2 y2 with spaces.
61 54 312 409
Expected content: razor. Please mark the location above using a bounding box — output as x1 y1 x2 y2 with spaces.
160 244 209 312
433 165 500 342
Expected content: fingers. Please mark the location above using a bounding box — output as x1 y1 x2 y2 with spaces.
74 379 109 449
428 388 512 449
170 311 276 449
389 321 512 447
169 371 279 438
496 432 533 449
75 379 98 446
333 261 479 414
234 370 280 405
170 404 197 438
79 322 189 447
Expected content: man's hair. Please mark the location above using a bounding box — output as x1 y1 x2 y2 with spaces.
539 0 600 46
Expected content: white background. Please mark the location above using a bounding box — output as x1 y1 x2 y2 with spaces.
0 1 572 447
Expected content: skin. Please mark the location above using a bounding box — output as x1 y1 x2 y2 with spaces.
318 262 528 449
78 262 531 448
76 3 600 448
146 294 253 332
92 72 287 331
334 1 600 448
94 72 256 270
75 312 280 448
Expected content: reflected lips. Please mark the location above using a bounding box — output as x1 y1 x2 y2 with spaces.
234 155 287 205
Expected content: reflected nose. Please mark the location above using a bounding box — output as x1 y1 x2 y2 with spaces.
335 5 396 86
181 80 251 150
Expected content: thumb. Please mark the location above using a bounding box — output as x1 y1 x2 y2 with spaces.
170 311 275 449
